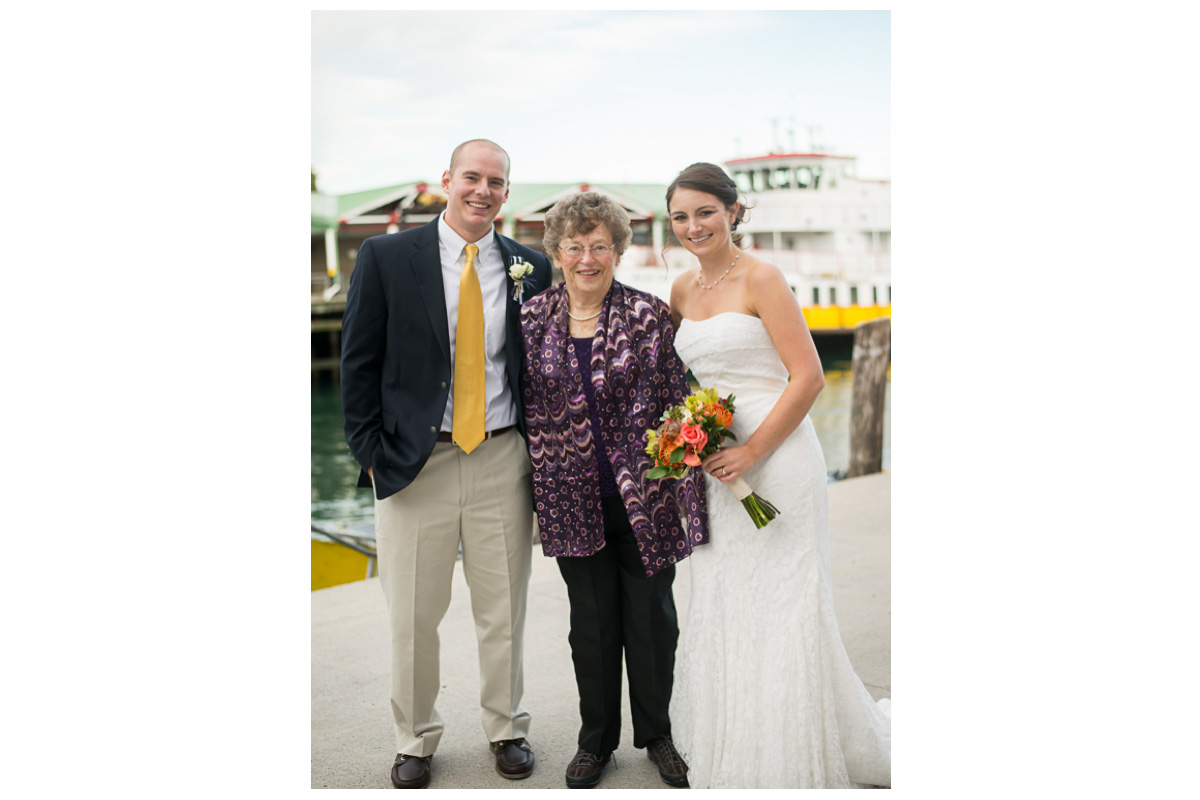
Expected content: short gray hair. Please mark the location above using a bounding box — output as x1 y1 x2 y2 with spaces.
543 192 632 261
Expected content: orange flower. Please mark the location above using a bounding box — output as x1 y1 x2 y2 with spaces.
659 433 689 466
705 402 732 428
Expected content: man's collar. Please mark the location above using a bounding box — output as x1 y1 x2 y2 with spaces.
438 212 496 255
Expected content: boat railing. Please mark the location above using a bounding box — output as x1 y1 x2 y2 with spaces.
312 524 378 579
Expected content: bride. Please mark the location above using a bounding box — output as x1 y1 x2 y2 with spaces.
665 163 891 789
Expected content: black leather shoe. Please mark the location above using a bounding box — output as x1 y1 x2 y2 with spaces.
391 754 431 789
646 735 688 787
565 748 611 789
490 738 535 779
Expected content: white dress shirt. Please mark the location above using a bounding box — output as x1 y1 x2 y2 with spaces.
437 212 518 433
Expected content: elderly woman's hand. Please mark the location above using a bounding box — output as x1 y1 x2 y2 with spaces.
700 444 761 484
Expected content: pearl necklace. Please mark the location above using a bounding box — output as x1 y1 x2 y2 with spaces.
567 307 603 321
696 252 741 290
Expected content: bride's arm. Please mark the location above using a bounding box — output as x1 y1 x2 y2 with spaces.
701 261 824 483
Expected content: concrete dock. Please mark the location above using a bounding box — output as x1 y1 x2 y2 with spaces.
312 471 890 790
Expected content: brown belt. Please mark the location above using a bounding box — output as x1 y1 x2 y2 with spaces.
436 424 516 444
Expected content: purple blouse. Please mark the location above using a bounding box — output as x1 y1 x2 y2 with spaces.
521 281 708 577
570 336 619 498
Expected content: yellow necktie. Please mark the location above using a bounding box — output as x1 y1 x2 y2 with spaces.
453 243 485 453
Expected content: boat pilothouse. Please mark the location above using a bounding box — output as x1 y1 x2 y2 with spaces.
727 151 890 331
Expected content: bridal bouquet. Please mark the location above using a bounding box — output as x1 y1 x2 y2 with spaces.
644 388 780 529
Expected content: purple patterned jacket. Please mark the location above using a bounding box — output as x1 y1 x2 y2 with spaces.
521 280 709 576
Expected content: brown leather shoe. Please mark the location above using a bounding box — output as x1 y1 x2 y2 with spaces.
646 735 688 787
565 747 611 789
390 754 431 789
490 738 534 780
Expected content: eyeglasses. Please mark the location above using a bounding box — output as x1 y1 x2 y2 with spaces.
558 243 614 260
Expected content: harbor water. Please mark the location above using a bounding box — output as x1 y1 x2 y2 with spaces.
311 342 889 542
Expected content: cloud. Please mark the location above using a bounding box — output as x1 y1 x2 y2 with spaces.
312 10 889 193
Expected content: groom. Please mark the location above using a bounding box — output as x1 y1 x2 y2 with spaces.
340 139 553 789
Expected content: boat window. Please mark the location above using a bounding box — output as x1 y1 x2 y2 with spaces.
887 285 891 303
761 169 773 190
812 165 823 190
850 286 858 305
829 286 837 305
811 287 820 305
733 171 752 193
872 285 879 305
774 167 792 189
796 166 812 189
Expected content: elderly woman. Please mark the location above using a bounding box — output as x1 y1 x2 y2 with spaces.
520 192 708 789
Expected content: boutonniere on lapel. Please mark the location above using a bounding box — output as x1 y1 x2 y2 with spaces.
508 258 535 303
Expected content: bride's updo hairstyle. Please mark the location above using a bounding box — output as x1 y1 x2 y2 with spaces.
665 162 753 249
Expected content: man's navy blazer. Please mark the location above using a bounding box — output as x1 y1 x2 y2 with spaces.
340 218 554 500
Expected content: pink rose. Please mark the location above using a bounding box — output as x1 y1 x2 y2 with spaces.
680 423 708 453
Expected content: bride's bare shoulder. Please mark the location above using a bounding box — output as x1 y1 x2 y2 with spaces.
669 268 699 309
741 254 790 290
671 267 699 294
739 251 779 276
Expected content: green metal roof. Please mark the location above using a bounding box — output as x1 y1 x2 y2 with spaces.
311 181 670 233
337 182 422 217
583 183 669 215
502 183 566 214
311 183 421 232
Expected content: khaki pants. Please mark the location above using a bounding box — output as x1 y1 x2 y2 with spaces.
374 429 534 756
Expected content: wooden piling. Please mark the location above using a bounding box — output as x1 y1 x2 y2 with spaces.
848 317 891 478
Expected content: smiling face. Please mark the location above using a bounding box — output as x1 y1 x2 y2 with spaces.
556 225 618 305
668 187 739 258
441 142 510 242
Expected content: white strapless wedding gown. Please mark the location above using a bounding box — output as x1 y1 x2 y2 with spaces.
670 313 891 789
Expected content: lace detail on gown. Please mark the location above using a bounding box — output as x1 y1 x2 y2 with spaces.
669 313 890 789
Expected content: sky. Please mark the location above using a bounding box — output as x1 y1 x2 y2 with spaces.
312 10 889 194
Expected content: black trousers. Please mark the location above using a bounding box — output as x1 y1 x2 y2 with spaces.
556 495 678 755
